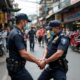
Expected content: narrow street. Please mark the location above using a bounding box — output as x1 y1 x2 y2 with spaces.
0 55 8 80
0 41 80 80
0 0 80 80
67 47 80 80
25 41 80 80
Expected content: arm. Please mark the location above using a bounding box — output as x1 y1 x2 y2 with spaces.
39 46 48 69
39 49 64 69
45 50 64 64
41 46 48 60
14 34 40 65
41 37 70 68
19 49 40 65
45 37 70 64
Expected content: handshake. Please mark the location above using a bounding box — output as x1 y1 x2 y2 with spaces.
36 58 47 70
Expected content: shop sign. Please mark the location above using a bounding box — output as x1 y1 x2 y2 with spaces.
64 11 80 22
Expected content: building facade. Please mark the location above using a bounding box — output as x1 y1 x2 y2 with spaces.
0 0 20 29
39 0 80 30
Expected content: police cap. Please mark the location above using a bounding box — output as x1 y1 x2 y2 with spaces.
48 20 61 29
15 13 31 22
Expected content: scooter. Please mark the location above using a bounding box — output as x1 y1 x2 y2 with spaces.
70 35 80 53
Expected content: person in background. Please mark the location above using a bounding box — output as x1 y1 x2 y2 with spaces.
36 27 45 47
28 26 36 51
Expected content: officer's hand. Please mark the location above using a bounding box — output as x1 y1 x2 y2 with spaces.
39 60 46 69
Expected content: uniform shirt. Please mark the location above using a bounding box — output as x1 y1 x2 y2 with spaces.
8 27 26 62
47 32 70 59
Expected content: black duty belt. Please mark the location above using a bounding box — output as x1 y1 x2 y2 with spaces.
49 59 68 69
6 58 25 66
6 58 26 73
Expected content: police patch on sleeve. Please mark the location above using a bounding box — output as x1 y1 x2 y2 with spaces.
61 38 67 45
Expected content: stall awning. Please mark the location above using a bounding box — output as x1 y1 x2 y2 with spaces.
46 13 54 19
46 8 63 19
59 1 80 13
2 8 21 12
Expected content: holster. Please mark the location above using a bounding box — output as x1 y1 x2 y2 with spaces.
6 58 25 73
59 59 68 73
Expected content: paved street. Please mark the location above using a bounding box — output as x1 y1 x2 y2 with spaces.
0 55 8 80
0 41 80 80
25 41 80 80
67 47 80 80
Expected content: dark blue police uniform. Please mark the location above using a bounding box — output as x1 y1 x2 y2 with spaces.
6 27 33 80
38 32 70 80
28 29 35 51
38 20 70 80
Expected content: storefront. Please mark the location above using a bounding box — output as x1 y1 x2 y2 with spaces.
46 10 55 24
0 0 20 29
62 1 80 31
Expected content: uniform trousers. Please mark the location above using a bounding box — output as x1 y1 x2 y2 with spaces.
38 66 66 80
7 67 33 80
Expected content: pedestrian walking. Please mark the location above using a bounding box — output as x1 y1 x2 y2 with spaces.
36 27 45 47
28 26 36 51
38 20 70 80
6 13 41 80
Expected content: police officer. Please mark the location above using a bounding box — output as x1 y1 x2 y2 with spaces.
38 20 70 80
28 26 35 51
6 13 41 80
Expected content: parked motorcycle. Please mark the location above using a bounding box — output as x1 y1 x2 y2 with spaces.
70 34 80 53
